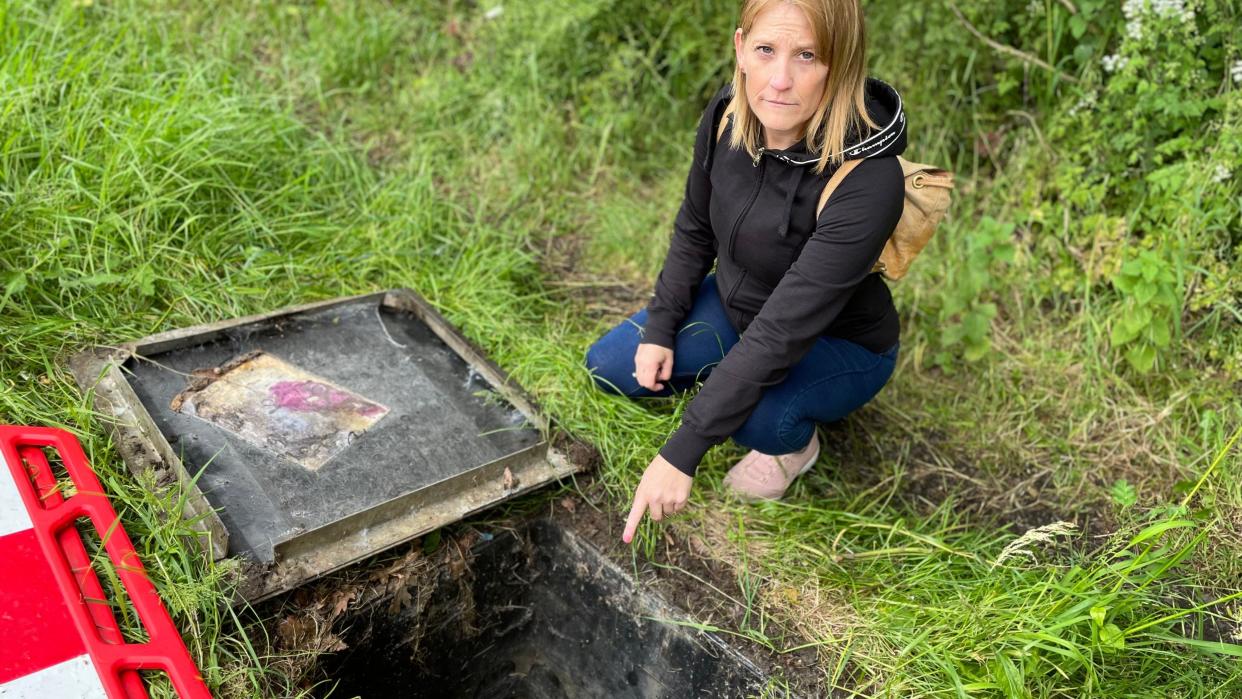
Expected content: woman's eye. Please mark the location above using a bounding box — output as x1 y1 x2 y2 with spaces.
800 51 815 60
756 45 773 55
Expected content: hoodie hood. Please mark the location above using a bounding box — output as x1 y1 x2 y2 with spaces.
750 77 907 236
762 76 908 165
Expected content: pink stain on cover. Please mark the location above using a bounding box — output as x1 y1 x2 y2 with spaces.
270 380 386 417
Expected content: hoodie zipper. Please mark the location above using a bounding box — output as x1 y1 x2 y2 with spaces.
726 155 766 260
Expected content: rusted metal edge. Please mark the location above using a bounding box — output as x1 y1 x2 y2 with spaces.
244 441 580 603
68 347 231 561
382 289 549 434
272 441 549 558
130 292 388 357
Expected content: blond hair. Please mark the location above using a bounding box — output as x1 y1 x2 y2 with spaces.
727 0 877 174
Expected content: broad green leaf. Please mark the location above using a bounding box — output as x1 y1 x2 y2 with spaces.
1127 519 1195 549
1069 15 1087 38
1121 311 1147 336
1125 343 1157 372
1134 280 1157 304
1149 320 1171 348
1100 623 1126 650
1111 321 1136 346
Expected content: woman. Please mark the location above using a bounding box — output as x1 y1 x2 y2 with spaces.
584 0 906 544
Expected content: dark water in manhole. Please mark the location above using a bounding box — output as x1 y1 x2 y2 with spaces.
318 520 778 698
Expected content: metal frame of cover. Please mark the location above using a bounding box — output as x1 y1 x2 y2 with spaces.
70 289 581 602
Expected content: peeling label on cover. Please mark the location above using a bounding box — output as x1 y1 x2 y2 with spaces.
172 351 389 471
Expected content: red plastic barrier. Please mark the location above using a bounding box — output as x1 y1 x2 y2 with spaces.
0 425 212 699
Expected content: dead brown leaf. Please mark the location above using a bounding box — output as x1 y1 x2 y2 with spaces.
328 587 357 620
388 584 412 615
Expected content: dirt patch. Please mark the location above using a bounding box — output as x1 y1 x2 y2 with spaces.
540 232 649 322
550 431 605 473
547 480 831 695
811 409 1114 538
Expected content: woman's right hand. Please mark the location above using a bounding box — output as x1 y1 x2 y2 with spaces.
634 343 674 392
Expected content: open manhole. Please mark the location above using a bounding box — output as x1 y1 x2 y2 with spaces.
71 290 580 601
70 289 799 696
315 519 783 698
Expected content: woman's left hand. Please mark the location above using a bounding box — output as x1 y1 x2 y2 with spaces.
623 454 693 544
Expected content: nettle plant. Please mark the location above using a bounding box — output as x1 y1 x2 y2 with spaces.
1042 0 1240 373
1109 248 1180 373
933 216 1017 368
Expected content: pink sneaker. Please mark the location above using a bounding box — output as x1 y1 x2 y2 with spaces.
722 432 821 501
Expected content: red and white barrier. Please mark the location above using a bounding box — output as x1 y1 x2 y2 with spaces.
0 462 107 696
0 426 211 699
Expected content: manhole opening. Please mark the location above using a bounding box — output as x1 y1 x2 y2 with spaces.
315 519 776 698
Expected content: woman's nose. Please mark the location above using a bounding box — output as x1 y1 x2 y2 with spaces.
769 61 793 91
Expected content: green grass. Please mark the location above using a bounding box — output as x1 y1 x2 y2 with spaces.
1 0 1239 696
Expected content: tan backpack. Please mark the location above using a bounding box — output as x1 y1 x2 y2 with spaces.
715 107 953 281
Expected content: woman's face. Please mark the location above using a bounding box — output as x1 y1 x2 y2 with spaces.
733 2 829 149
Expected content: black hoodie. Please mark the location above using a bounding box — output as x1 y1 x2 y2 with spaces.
646 78 907 477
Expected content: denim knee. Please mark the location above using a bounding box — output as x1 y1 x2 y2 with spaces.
584 341 627 396
731 407 814 455
731 416 788 455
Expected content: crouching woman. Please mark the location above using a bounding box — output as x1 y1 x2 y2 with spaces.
585 0 906 543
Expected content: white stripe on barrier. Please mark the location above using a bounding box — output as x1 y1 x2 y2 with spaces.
0 449 34 539
0 655 108 698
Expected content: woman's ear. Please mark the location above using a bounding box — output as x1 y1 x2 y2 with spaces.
734 28 745 73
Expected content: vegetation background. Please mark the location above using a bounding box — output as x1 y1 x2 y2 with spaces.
1 0 1239 696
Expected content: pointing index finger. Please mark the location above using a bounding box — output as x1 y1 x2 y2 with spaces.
623 495 647 544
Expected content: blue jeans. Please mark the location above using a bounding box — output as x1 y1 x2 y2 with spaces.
584 274 898 455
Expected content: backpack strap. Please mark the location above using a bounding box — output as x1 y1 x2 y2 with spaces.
720 103 914 279
815 159 863 220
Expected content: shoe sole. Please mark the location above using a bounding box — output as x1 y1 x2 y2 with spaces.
796 442 820 476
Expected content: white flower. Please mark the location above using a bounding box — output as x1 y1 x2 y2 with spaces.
1102 54 1129 73
1231 60 1242 84
1149 0 1190 19
1123 0 1196 41
1067 91 1098 117
1212 164 1232 184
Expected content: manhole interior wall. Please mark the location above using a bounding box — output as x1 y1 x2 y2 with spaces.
318 519 780 699
72 291 578 600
